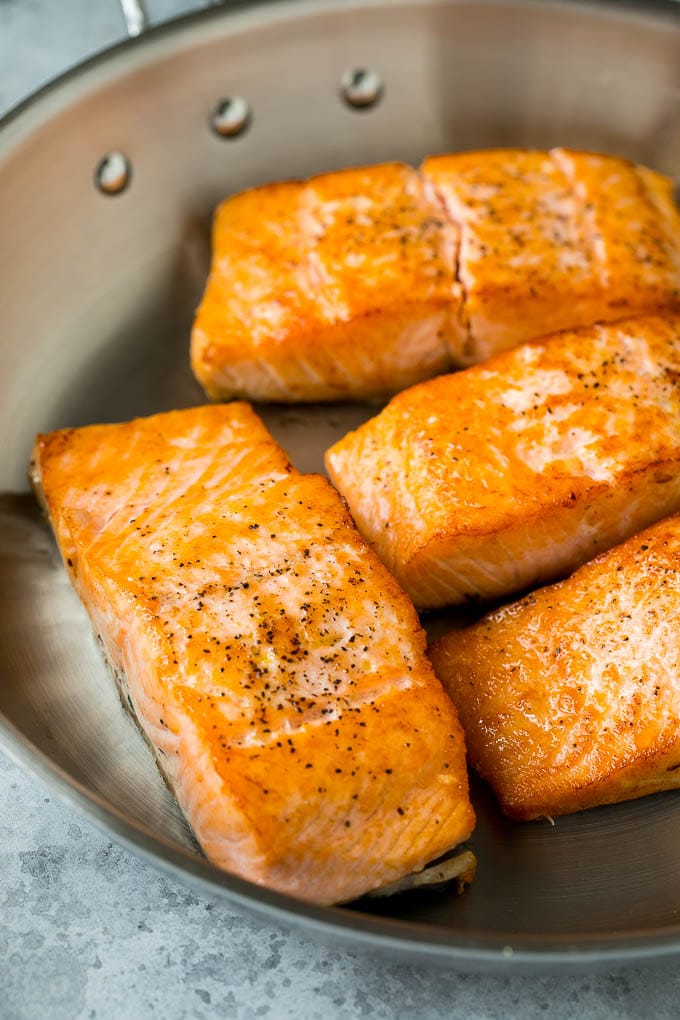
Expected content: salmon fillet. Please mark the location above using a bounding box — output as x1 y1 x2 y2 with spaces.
325 314 680 610
191 151 680 402
191 163 464 402
30 404 474 904
423 148 680 362
429 515 680 820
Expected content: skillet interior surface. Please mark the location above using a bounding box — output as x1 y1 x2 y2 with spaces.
1 0 680 971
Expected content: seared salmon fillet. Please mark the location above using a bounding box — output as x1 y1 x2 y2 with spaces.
422 148 680 362
326 314 680 610
30 404 474 904
192 150 680 402
191 163 464 402
429 515 680 820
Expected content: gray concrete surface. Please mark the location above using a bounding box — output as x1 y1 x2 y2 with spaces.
1 1 680 1017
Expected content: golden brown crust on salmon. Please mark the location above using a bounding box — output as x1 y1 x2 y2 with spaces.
429 515 680 820
191 150 680 402
191 163 464 402
325 314 680 610
30 403 474 904
422 148 680 363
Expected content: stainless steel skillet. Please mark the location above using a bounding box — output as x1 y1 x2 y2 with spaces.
1 0 680 973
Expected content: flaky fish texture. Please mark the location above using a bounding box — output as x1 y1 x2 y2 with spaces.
424 148 680 363
191 150 680 402
429 515 680 820
326 314 680 609
30 403 474 904
191 163 464 402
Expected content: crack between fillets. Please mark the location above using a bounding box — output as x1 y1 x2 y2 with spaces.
417 159 474 365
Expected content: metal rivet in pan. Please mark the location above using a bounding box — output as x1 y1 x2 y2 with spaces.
340 68 384 110
95 152 131 196
210 97 251 138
